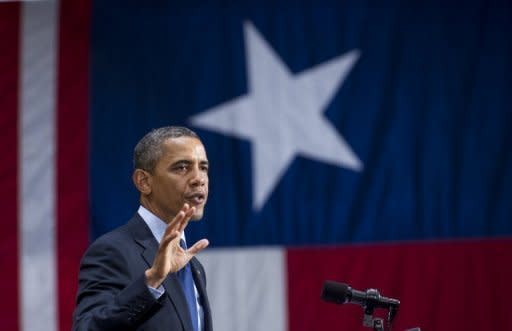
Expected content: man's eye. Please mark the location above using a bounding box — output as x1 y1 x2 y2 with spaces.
174 165 188 172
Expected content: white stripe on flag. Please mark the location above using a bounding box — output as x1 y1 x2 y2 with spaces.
19 1 59 331
200 247 288 331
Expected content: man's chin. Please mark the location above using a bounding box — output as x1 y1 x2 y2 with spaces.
191 211 204 221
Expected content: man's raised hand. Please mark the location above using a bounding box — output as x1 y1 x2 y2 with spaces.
145 204 209 288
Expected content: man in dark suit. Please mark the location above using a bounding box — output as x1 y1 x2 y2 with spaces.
73 126 212 331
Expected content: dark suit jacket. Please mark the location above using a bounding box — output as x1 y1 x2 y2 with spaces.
72 213 213 331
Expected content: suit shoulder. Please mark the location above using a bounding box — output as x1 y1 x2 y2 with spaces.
90 223 131 246
83 216 143 255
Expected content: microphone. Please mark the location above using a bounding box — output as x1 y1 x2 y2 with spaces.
321 281 400 310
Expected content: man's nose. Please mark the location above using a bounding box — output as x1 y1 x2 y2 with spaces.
189 167 207 186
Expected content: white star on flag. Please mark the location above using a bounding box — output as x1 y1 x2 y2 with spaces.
190 21 363 211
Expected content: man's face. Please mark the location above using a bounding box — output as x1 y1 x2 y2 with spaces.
146 136 209 222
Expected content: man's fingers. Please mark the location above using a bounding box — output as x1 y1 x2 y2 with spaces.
161 229 180 246
168 204 189 226
187 239 209 256
178 207 195 233
163 211 183 238
165 203 191 232
160 204 197 248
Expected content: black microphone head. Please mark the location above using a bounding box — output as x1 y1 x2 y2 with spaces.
321 281 350 304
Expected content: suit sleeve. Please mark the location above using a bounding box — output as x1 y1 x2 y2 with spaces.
72 239 163 331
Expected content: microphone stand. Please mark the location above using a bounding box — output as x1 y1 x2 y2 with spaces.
360 289 397 331
362 305 384 331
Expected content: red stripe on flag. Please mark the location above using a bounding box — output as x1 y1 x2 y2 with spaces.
0 3 20 330
56 1 91 330
287 239 512 331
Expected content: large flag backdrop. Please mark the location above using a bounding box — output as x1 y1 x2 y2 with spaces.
1 0 511 330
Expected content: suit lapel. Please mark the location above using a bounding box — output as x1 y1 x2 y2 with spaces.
130 214 194 331
191 258 213 331
162 272 194 331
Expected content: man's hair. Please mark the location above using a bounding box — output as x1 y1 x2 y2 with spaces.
133 126 199 172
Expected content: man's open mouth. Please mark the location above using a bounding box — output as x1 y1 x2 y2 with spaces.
185 192 206 206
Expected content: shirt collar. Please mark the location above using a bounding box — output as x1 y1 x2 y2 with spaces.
137 205 186 244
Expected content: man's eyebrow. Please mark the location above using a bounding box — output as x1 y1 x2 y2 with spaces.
171 159 192 166
170 159 209 167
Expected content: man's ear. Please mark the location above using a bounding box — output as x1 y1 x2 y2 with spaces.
133 169 152 195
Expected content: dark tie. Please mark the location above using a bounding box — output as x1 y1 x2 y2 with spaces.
178 239 199 331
